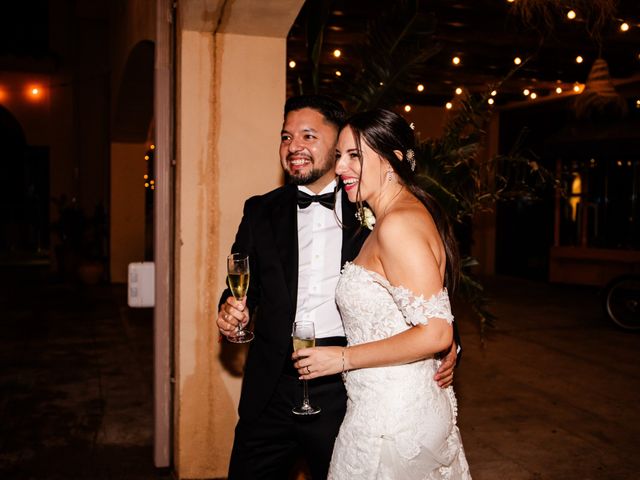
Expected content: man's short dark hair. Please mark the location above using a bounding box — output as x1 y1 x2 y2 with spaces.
284 95 346 130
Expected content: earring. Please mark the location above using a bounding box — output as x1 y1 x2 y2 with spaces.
386 170 393 182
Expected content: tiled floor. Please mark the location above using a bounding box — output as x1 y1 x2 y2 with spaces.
1 266 638 479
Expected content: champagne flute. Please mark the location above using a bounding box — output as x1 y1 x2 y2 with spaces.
292 321 321 415
226 253 254 343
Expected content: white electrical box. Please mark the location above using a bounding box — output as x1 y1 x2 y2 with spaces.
128 262 155 307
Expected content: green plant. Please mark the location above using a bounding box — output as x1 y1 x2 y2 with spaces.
294 0 557 334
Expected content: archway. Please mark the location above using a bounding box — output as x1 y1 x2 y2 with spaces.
110 40 155 282
0 105 49 261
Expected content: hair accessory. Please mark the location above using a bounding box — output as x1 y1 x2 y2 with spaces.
406 149 416 172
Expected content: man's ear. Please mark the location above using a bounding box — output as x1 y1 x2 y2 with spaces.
393 149 403 162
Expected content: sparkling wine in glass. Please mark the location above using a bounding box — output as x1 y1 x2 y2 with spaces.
292 321 321 415
226 253 254 343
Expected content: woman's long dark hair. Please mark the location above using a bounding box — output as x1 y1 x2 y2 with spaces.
344 108 460 292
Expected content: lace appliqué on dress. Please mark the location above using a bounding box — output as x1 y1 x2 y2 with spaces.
389 287 454 326
349 262 455 327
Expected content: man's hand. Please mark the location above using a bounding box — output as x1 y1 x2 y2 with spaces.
217 296 249 339
434 340 457 388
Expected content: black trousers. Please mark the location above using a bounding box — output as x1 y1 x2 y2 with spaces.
228 339 347 480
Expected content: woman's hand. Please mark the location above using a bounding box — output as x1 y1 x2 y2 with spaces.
292 346 345 380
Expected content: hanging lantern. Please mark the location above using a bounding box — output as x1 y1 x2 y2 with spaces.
574 58 628 119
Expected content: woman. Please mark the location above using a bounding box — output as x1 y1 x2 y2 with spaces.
293 109 471 479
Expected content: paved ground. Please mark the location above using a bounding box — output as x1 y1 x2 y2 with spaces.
456 276 640 480
1 266 638 479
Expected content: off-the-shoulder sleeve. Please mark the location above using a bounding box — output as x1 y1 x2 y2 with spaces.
389 287 454 326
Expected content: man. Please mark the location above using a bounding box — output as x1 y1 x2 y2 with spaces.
217 95 458 479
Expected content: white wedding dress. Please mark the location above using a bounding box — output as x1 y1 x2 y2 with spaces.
328 262 471 480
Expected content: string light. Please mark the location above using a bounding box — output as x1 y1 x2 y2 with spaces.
488 98 495 105
452 56 461 65
143 174 148 180
404 105 412 112
567 10 576 20
523 88 530 96
491 90 497 96
620 22 630 32
144 155 149 161
636 99 640 109
576 55 584 64
288 60 296 68
27 85 44 100
417 84 425 92
150 144 155 150
333 49 342 58
335 70 342 77
455 87 463 95
514 57 522 65
556 87 563 94
573 83 583 93
530 92 537 100
445 102 453 110
507 0 515 3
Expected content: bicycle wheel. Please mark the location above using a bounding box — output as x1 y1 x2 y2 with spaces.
603 275 640 330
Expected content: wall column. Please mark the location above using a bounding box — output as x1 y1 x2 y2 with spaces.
174 1 303 477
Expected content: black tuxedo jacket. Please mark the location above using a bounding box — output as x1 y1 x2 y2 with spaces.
221 184 367 421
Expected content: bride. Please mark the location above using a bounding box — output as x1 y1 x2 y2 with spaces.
292 109 471 479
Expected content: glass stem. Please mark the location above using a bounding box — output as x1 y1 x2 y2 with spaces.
302 380 310 408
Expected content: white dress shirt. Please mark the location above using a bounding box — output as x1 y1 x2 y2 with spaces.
295 180 345 338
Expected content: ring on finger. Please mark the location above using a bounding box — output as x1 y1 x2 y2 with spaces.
306 365 311 375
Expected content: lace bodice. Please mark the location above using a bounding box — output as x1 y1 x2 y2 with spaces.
329 262 470 480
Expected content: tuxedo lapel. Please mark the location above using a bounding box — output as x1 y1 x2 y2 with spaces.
340 189 369 265
270 185 299 313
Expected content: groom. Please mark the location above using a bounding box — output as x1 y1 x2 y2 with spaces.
217 95 459 479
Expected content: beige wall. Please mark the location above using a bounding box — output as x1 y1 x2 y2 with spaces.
174 1 303 477
110 142 147 282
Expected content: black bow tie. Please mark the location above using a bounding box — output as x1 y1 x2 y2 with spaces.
297 190 335 210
